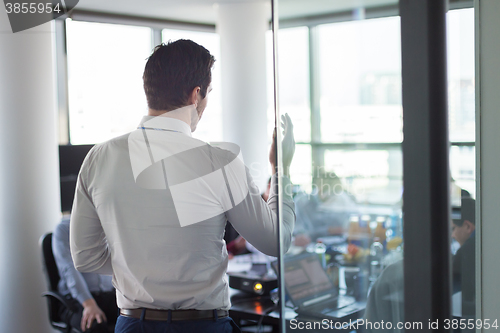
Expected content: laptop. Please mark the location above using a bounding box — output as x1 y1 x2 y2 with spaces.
276 253 362 319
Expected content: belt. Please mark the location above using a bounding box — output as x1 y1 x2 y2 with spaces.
120 308 229 321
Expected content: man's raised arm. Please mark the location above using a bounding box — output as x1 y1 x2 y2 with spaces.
225 114 296 256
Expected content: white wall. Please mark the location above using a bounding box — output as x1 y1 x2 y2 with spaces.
475 0 500 326
217 1 271 191
0 11 61 333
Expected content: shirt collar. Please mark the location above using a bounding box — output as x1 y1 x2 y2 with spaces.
138 114 192 137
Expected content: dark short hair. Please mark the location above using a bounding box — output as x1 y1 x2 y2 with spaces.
143 40 215 111
460 197 475 226
453 197 475 227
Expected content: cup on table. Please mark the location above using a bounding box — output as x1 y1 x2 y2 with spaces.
354 269 369 301
344 266 360 296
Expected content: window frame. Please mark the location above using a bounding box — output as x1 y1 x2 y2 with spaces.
54 11 216 145
278 0 474 198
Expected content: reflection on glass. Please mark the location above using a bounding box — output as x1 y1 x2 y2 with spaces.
447 9 476 327
162 29 222 142
451 197 476 323
275 8 404 332
447 11 476 325
275 3 476 332
66 20 152 144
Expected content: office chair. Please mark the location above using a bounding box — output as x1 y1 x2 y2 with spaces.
40 232 80 333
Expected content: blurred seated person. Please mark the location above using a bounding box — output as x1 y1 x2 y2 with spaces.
225 177 272 258
452 197 475 309
53 216 118 332
293 171 357 244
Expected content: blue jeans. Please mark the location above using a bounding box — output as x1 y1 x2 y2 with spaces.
115 315 241 333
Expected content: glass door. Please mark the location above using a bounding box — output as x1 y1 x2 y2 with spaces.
272 0 478 331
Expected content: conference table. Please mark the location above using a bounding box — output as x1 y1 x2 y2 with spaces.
227 252 367 333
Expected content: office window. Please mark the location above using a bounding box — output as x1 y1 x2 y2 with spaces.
266 27 311 189
274 11 474 204
447 8 475 143
266 30 275 139
323 149 402 205
450 145 475 198
318 16 402 144
310 16 403 204
66 20 152 144
275 27 311 143
447 8 475 200
162 29 222 142
290 144 312 192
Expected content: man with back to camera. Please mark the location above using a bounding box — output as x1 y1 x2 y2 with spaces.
69 39 296 333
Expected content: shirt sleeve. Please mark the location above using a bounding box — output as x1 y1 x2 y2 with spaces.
70 148 113 275
52 222 93 305
224 165 295 257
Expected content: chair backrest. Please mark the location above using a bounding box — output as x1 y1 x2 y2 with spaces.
40 232 71 332
40 232 60 291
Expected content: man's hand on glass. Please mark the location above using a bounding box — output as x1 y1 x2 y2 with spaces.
269 113 295 176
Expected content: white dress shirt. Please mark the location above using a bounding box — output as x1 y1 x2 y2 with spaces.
70 112 295 310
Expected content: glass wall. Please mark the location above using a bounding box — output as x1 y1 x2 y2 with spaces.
275 2 476 332
275 9 404 332
447 8 475 198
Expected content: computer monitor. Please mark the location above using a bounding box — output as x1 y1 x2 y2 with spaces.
59 145 94 212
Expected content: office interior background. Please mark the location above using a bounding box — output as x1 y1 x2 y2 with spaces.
1 0 500 331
